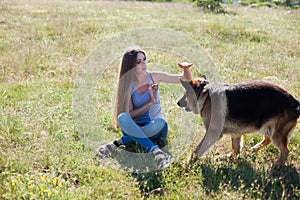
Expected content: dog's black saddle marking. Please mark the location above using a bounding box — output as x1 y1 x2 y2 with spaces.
226 81 300 128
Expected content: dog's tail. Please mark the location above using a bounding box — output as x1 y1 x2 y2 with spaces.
296 105 300 118
295 98 300 116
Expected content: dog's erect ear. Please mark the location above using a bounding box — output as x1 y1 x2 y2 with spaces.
200 80 209 87
199 74 207 80
180 78 192 90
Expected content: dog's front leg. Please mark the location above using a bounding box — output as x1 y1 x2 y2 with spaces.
193 127 223 157
193 90 227 159
231 135 244 156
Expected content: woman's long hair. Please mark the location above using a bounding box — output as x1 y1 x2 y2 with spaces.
113 48 146 127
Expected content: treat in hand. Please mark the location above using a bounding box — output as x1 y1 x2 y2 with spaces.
178 62 193 68
151 83 158 90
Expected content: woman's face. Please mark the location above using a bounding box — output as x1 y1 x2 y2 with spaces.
135 52 147 74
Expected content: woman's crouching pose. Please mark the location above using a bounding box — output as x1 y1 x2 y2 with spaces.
98 48 193 170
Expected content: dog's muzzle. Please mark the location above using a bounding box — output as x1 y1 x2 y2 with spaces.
177 97 191 112
184 107 191 112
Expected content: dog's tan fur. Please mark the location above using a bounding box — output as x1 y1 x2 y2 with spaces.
178 76 300 166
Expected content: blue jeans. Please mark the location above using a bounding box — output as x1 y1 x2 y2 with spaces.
118 112 168 153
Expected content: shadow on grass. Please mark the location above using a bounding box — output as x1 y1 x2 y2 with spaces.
110 144 157 172
132 171 165 198
193 157 300 199
107 143 165 198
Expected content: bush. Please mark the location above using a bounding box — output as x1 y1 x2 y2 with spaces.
239 0 299 8
192 0 226 13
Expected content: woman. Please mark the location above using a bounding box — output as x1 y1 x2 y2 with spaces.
98 48 192 170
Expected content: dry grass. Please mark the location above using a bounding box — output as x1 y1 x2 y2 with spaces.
1 0 299 199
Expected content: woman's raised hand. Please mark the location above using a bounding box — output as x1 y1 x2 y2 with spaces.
178 62 193 69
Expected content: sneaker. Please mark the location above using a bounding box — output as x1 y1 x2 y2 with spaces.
97 140 119 157
153 148 171 170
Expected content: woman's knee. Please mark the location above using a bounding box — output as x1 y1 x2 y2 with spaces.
117 112 131 126
152 122 168 148
152 119 168 138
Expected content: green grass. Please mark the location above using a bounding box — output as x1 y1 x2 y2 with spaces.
1 0 299 199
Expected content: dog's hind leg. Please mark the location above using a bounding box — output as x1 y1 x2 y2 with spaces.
250 135 271 151
250 121 275 152
271 119 297 166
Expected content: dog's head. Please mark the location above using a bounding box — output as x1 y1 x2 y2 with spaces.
177 75 209 114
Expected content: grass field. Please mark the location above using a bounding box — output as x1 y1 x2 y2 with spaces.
1 0 300 199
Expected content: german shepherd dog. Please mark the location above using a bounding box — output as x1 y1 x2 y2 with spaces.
177 75 300 166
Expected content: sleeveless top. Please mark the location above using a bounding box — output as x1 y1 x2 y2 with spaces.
131 73 162 125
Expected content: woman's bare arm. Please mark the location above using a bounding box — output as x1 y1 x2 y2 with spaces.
151 62 193 83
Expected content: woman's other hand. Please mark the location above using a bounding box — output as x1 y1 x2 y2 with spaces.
149 83 158 105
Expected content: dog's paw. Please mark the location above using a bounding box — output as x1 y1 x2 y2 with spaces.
187 152 198 165
226 152 233 158
249 145 260 152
